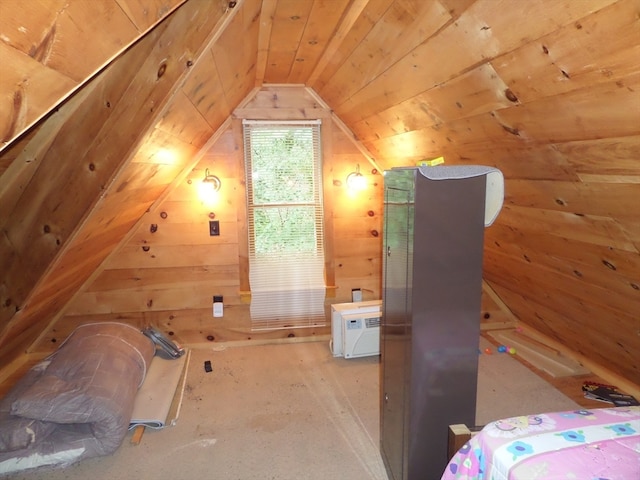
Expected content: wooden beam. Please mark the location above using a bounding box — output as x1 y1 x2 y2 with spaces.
517 324 640 401
488 329 591 378
447 424 471 460
481 280 519 328
130 425 146 445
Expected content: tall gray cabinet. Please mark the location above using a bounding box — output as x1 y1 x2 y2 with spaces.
380 166 503 480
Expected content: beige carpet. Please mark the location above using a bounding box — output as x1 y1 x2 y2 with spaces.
8 338 579 480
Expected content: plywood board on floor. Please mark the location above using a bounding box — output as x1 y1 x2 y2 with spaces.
489 329 590 378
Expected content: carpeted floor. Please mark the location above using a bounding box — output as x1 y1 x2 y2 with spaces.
6 337 579 480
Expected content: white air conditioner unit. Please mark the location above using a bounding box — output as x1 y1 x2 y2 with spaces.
342 312 381 359
330 300 381 359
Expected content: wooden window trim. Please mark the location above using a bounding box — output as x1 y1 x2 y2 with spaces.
234 118 336 303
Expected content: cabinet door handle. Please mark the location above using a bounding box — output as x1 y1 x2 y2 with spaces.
387 246 391 257
384 393 389 403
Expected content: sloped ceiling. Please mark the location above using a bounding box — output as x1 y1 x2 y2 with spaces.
1 0 639 387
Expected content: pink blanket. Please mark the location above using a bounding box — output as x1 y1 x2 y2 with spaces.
442 406 640 479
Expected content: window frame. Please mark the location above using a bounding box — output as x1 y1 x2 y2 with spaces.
240 119 332 329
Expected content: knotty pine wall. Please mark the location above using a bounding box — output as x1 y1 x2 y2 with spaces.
30 86 512 354
8 0 634 392
0 0 189 149
1 0 239 368
31 86 385 350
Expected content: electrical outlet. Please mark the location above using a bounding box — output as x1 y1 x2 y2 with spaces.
213 295 223 317
351 288 362 302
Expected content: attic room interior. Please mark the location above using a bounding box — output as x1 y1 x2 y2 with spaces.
0 0 639 478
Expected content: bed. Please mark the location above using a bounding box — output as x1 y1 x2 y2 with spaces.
442 406 640 479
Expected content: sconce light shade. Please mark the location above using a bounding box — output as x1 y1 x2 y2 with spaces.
202 168 221 192
346 164 366 190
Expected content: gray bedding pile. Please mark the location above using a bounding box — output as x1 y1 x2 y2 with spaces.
0 322 155 475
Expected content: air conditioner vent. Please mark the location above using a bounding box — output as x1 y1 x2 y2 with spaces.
365 317 380 328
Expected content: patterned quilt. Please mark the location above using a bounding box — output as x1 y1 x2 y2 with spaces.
442 406 640 480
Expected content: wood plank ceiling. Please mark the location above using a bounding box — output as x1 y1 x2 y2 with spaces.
0 0 638 389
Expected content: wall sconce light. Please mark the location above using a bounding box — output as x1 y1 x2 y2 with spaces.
203 168 221 192
346 164 366 190
199 168 221 203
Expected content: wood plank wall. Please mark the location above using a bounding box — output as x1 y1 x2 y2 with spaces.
0 0 187 150
32 86 385 350
310 0 640 387
1 0 637 392
0 0 237 365
32 85 509 355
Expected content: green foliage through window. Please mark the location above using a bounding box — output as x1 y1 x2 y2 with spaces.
242 120 326 328
245 123 324 258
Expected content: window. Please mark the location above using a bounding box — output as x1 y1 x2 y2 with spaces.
242 120 326 330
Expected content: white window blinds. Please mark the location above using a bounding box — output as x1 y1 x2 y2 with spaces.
243 120 326 330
